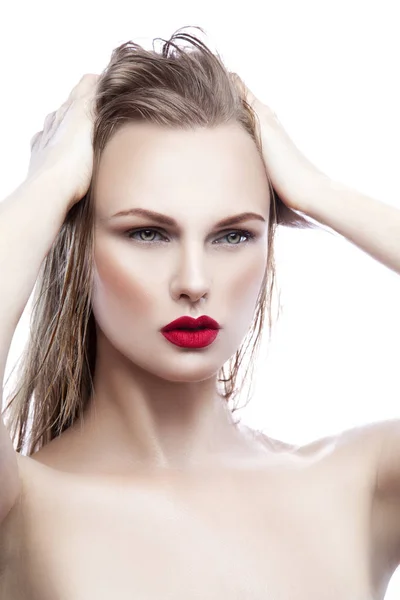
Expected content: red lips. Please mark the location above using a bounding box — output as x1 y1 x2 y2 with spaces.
161 315 220 332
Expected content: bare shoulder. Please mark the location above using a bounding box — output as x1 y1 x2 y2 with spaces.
258 421 400 520
258 421 384 474
0 452 63 557
326 418 400 478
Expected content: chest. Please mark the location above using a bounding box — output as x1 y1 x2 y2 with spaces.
4 460 375 600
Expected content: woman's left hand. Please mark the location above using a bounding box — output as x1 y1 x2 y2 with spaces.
230 73 331 214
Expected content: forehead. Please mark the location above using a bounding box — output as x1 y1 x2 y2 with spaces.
95 122 270 218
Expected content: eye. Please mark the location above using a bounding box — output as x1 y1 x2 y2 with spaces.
126 229 165 243
216 230 256 245
124 228 256 246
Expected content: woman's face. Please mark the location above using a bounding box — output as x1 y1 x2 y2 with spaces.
92 121 271 382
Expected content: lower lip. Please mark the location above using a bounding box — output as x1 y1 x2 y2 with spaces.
161 328 219 348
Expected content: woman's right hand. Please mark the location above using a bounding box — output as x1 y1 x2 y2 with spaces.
27 73 99 209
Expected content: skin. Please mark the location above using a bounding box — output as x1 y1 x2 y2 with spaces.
47 120 273 474
2 121 392 600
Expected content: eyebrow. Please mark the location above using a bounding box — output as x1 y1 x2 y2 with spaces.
108 208 266 228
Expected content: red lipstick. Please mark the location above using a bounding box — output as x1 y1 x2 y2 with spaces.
160 315 221 348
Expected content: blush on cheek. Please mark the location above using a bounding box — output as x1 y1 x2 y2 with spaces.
93 248 153 318
229 260 267 307
220 260 267 351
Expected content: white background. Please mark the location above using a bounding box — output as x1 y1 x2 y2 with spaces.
1 1 400 597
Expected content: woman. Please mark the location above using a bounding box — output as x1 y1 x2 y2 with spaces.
1 26 400 600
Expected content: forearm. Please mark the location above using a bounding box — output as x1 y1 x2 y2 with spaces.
0 170 71 383
305 180 400 275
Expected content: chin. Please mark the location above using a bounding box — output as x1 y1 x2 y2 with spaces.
136 353 223 383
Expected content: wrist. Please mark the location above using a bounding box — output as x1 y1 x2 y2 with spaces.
23 166 76 213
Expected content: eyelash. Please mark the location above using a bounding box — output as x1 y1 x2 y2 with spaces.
124 228 256 247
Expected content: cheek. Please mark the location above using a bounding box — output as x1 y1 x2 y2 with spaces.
220 255 267 351
226 255 267 310
91 244 153 321
221 253 267 345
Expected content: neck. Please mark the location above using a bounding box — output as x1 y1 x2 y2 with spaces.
65 333 262 474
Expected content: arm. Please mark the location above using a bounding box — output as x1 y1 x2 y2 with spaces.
289 164 400 567
301 182 400 566
293 177 400 566
230 73 400 275
0 73 96 521
231 74 400 566
373 420 400 569
347 419 400 570
304 180 400 276
0 170 71 519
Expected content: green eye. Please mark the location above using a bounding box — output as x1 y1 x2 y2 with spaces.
125 228 256 245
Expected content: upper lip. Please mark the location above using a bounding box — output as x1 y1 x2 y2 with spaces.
161 315 221 332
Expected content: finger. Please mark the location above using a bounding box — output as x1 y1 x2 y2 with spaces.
54 100 72 127
43 111 56 131
230 72 280 124
230 72 258 108
30 131 42 149
230 72 245 95
68 73 99 101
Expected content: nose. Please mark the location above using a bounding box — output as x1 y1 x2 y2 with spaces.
170 247 211 304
